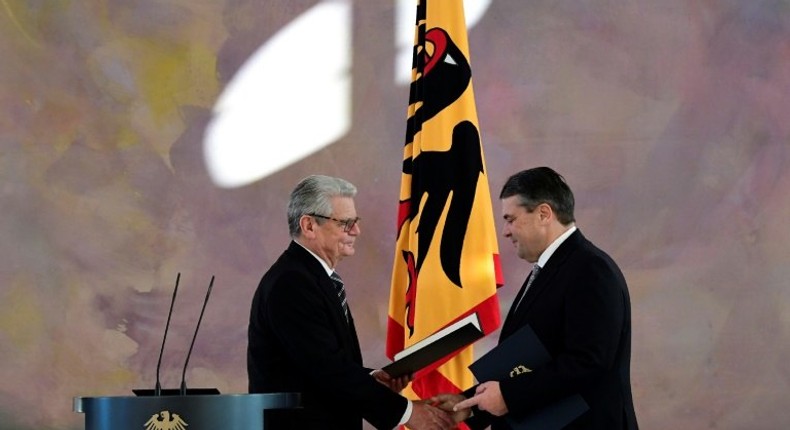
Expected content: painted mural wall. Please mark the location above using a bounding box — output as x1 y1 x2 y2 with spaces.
1 0 789 428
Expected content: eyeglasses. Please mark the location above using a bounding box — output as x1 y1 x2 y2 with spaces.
309 214 361 232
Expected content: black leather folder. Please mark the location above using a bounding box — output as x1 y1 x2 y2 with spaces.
469 324 589 430
383 313 484 378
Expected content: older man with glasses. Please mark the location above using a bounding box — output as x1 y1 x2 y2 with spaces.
247 174 455 430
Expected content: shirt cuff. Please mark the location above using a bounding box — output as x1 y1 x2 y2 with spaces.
398 399 413 425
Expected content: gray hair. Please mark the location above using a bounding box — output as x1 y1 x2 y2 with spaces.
287 175 357 238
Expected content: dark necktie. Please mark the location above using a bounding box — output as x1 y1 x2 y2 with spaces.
330 271 350 323
513 265 541 312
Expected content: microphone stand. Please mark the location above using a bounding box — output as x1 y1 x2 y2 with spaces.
180 275 215 395
155 273 180 396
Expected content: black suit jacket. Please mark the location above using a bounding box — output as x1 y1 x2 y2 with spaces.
468 230 638 430
248 241 407 430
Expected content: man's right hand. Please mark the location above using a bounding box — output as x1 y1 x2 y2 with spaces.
428 393 470 423
406 401 456 430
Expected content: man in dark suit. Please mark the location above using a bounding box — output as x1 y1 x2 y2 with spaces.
247 174 455 430
437 167 638 429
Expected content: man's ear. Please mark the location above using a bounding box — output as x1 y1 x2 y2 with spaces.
300 215 318 238
537 203 554 223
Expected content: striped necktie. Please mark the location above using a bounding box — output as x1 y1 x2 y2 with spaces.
330 271 350 323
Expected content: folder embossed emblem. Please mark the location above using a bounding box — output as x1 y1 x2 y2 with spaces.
469 324 589 430
509 365 531 377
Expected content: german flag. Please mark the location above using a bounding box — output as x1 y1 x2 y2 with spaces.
386 0 503 424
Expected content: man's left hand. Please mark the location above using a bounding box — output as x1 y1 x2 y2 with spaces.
371 369 411 393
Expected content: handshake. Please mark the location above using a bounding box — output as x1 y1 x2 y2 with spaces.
409 393 470 429
409 381 505 430
373 370 506 430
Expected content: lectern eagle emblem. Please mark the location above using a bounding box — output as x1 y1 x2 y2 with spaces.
144 410 188 430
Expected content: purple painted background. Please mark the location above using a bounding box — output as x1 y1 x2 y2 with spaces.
1 1 789 428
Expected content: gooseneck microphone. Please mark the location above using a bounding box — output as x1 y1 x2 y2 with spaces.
179 275 215 395
155 272 181 396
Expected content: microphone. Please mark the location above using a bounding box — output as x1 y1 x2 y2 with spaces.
155 272 180 396
179 275 215 395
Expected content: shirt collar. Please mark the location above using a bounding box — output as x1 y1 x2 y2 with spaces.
294 240 334 277
536 225 577 268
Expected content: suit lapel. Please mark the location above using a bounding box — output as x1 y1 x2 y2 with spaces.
287 242 362 360
288 242 347 322
502 230 584 336
502 275 531 330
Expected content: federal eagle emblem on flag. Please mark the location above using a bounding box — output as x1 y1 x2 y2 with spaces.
386 0 503 420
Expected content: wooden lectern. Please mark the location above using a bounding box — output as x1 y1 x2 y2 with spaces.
74 392 300 430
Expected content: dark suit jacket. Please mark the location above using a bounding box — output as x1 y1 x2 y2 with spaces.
248 241 407 430
468 230 638 430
